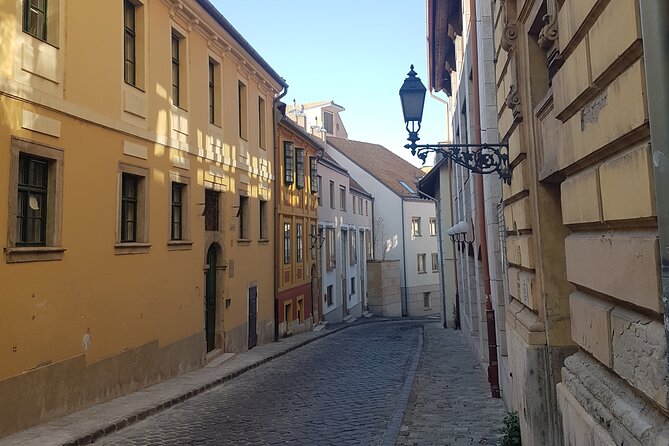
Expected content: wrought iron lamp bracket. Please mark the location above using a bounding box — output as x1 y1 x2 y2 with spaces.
405 138 512 184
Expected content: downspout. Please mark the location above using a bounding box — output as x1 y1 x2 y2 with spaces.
272 82 289 342
449 161 461 329
401 199 408 317
470 0 501 398
418 189 448 328
639 1 669 375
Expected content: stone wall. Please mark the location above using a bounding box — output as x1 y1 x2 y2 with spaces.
367 260 402 317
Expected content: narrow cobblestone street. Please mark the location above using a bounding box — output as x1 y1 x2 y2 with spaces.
94 321 506 445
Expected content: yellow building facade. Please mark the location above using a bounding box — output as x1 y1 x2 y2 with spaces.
0 0 285 436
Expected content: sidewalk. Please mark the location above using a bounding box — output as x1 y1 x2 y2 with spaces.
0 323 351 446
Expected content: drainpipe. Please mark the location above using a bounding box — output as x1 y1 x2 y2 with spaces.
401 199 409 317
418 189 448 328
640 1 669 375
470 0 501 398
448 160 461 329
272 82 289 342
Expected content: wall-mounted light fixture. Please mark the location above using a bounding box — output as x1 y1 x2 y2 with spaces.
399 65 512 184
446 220 473 247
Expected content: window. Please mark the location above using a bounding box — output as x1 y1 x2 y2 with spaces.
124 0 136 85
429 217 437 236
349 230 356 265
17 154 48 246
296 223 303 263
366 229 373 260
204 189 219 231
326 227 335 270
283 222 291 264
350 277 356 295
238 81 247 139
424 292 431 309
339 186 346 211
284 142 294 185
171 183 184 240
259 200 268 240
23 0 47 41
326 284 334 306
323 111 334 134
352 195 356 214
310 157 318 194
258 97 266 149
208 60 216 124
121 174 138 242
295 148 305 189
358 197 363 215
411 217 421 237
310 224 317 261
431 253 439 272
171 31 181 107
417 253 427 273
317 176 323 206
329 181 335 209
399 180 415 194
7 138 64 263
365 200 368 216
284 301 293 327
238 195 249 239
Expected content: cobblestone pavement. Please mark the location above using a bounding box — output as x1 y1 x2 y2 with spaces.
396 323 507 445
97 321 423 446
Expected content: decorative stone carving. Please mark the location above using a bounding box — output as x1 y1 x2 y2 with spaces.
538 14 558 50
501 18 518 53
505 84 523 122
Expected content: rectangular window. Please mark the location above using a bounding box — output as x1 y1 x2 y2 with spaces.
259 200 268 240
204 189 219 231
8 138 65 262
424 292 431 309
317 176 323 206
358 197 363 215
17 154 48 246
208 60 215 124
171 182 184 240
326 227 335 271
23 0 47 41
310 157 318 194
258 97 266 149
284 142 295 185
121 173 139 242
429 217 437 236
431 253 439 272
296 223 303 262
329 181 335 209
295 148 305 189
351 277 356 295
340 186 346 211
326 284 334 306
124 0 136 85
365 200 369 216
238 195 249 239
238 81 247 139
171 31 181 107
323 111 334 134
417 253 427 273
283 222 292 264
349 230 357 265
411 217 421 237
352 195 356 214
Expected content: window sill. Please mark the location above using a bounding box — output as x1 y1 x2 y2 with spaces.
418 271 427 274
167 240 193 251
237 239 251 245
115 243 151 255
258 239 270 244
124 81 146 93
5 246 65 263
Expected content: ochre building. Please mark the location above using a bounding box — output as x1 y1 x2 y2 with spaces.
0 0 285 436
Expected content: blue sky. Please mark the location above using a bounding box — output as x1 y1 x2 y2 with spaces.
212 0 449 167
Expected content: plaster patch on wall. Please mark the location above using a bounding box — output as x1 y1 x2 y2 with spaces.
581 89 608 131
82 332 91 351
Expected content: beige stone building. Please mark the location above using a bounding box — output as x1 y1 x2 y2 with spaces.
425 0 669 444
0 0 285 436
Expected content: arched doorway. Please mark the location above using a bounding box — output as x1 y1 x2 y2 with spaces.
205 244 219 352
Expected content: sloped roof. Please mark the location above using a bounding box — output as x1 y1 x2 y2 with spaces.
349 178 372 199
327 136 426 198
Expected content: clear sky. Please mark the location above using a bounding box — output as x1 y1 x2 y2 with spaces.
211 0 449 167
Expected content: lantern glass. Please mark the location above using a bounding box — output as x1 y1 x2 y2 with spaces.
399 65 427 124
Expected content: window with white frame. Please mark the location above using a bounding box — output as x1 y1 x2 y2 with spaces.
429 217 437 236
411 217 421 237
417 253 426 273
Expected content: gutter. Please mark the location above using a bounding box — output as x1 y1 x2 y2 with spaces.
639 1 669 375
401 199 409 317
272 84 289 342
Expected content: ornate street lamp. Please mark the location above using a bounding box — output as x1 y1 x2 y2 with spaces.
399 65 512 184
